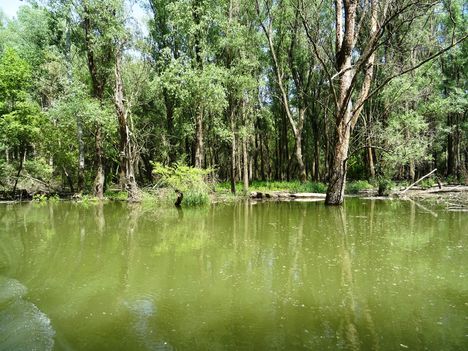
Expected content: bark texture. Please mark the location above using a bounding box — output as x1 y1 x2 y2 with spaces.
114 45 139 202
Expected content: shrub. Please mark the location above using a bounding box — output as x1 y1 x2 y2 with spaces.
377 177 394 196
105 190 128 201
346 180 373 194
152 162 211 206
419 178 435 189
33 193 47 202
184 190 210 206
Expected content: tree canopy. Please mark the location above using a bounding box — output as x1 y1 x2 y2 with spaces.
0 0 466 203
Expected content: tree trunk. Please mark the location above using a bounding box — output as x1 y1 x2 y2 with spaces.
314 138 320 181
258 12 306 183
194 107 204 168
325 0 376 205
66 10 84 193
363 108 375 179
164 89 176 164
77 115 85 193
367 145 375 179
260 133 265 180
12 148 26 197
230 118 236 194
115 45 139 202
325 120 351 205
242 134 249 193
63 166 74 193
93 125 105 199
295 131 307 182
84 5 106 200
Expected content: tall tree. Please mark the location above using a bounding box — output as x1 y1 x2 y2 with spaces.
301 0 467 204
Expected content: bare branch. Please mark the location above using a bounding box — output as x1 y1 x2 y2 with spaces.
353 33 468 115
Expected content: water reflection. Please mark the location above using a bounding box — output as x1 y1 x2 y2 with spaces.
0 200 466 350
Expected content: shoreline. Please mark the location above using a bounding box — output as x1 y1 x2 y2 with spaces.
2 187 466 212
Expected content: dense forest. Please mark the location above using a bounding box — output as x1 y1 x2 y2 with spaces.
0 0 466 204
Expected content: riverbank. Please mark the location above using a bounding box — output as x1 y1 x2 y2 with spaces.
2 181 467 210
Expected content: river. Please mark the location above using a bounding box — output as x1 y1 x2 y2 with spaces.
0 199 466 350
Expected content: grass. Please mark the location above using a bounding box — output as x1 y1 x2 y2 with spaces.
345 180 374 194
216 180 328 194
104 190 128 201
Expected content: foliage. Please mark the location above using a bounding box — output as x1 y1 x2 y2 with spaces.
24 159 53 181
32 193 47 202
345 180 374 195
419 178 436 190
218 180 327 194
104 190 128 201
377 111 431 177
152 162 212 206
0 1 466 200
377 178 395 197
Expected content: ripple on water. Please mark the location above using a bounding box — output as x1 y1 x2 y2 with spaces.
0 277 55 351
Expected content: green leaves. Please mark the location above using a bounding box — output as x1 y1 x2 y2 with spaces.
0 100 43 147
152 161 212 205
0 47 31 107
379 111 431 173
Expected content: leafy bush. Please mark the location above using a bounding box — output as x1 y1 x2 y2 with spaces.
32 193 47 202
24 159 53 181
0 160 14 184
48 194 60 202
152 162 212 206
183 190 210 206
104 190 128 201
419 178 435 189
377 178 394 196
346 180 374 194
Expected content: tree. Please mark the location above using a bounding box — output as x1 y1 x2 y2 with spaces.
256 0 310 183
300 0 467 205
0 47 44 195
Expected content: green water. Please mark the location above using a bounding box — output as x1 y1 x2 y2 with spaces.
0 199 466 351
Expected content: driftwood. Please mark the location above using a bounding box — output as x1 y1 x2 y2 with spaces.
251 191 326 201
401 169 438 194
425 186 467 194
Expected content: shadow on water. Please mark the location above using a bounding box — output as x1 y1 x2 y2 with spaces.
0 199 466 350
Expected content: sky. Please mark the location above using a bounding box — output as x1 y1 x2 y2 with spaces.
0 0 24 18
0 0 148 34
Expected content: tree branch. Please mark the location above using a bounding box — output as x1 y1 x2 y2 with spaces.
352 33 468 115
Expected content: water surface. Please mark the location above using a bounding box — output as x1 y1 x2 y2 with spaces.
0 199 467 350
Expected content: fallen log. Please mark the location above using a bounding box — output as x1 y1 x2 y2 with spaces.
290 193 327 198
401 169 438 194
